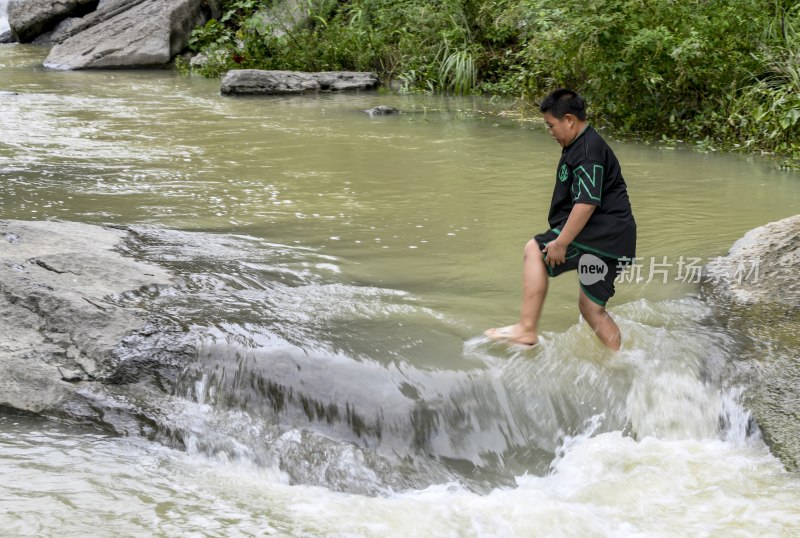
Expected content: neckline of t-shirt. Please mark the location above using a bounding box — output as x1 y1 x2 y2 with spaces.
565 124 591 149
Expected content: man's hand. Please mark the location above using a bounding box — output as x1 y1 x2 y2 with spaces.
546 204 596 268
543 240 566 267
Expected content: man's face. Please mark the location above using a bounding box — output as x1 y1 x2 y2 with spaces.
542 112 577 148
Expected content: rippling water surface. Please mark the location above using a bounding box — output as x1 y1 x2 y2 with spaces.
2 44 800 536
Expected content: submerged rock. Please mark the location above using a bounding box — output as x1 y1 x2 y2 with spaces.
364 105 400 116
43 0 220 69
221 69 380 95
0 220 194 431
703 214 800 470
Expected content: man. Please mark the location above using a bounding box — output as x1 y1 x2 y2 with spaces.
486 89 636 350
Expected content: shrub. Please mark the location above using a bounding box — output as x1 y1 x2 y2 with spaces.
184 0 800 163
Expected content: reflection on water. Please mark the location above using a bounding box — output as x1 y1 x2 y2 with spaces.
2 44 800 535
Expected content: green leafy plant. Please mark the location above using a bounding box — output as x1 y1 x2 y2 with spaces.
182 0 800 164
439 48 477 94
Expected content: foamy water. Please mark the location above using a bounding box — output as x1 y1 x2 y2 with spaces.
3 353 799 537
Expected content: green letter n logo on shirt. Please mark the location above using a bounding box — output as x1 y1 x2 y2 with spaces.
571 164 604 203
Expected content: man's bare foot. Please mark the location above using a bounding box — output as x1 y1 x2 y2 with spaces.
484 324 538 346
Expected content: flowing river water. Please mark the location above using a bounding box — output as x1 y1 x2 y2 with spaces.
2 44 800 536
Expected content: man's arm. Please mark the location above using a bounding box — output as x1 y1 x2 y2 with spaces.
543 203 596 267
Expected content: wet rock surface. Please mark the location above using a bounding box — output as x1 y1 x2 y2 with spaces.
6 218 769 493
0 220 194 433
0 29 16 44
0 220 493 493
41 0 219 69
221 69 380 95
703 214 800 470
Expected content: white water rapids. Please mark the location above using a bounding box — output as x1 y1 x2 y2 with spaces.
3 297 800 536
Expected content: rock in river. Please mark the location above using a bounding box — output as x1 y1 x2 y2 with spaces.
221 69 380 95
364 105 400 116
0 29 18 44
42 0 220 69
7 0 97 43
703 214 800 470
0 220 194 434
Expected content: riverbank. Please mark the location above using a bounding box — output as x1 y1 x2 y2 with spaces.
1 0 796 165
183 0 800 167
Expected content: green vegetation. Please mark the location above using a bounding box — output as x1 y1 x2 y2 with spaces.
186 0 800 164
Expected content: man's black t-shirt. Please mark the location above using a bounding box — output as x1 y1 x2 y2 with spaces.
547 125 636 259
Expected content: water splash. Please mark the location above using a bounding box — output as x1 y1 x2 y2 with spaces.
0 0 9 34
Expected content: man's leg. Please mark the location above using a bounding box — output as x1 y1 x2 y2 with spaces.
486 239 548 345
578 289 621 351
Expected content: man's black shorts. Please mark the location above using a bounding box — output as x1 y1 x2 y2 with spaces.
533 230 626 306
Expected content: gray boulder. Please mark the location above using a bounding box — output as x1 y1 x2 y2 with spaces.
703 214 800 470
186 48 228 72
248 0 333 38
0 29 17 44
31 15 85 44
43 0 220 69
221 69 380 95
0 220 193 431
705 215 800 307
254 0 311 38
33 0 141 44
7 0 97 43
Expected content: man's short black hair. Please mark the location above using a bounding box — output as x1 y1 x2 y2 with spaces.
539 89 587 121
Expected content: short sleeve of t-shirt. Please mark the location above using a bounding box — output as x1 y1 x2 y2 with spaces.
570 160 604 206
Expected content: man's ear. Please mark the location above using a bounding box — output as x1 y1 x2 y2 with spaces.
563 113 576 127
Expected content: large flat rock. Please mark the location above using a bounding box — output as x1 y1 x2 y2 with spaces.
0 220 191 430
221 69 380 95
43 0 219 69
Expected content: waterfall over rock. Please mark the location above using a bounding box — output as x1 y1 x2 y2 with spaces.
0 0 13 42
703 214 800 470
